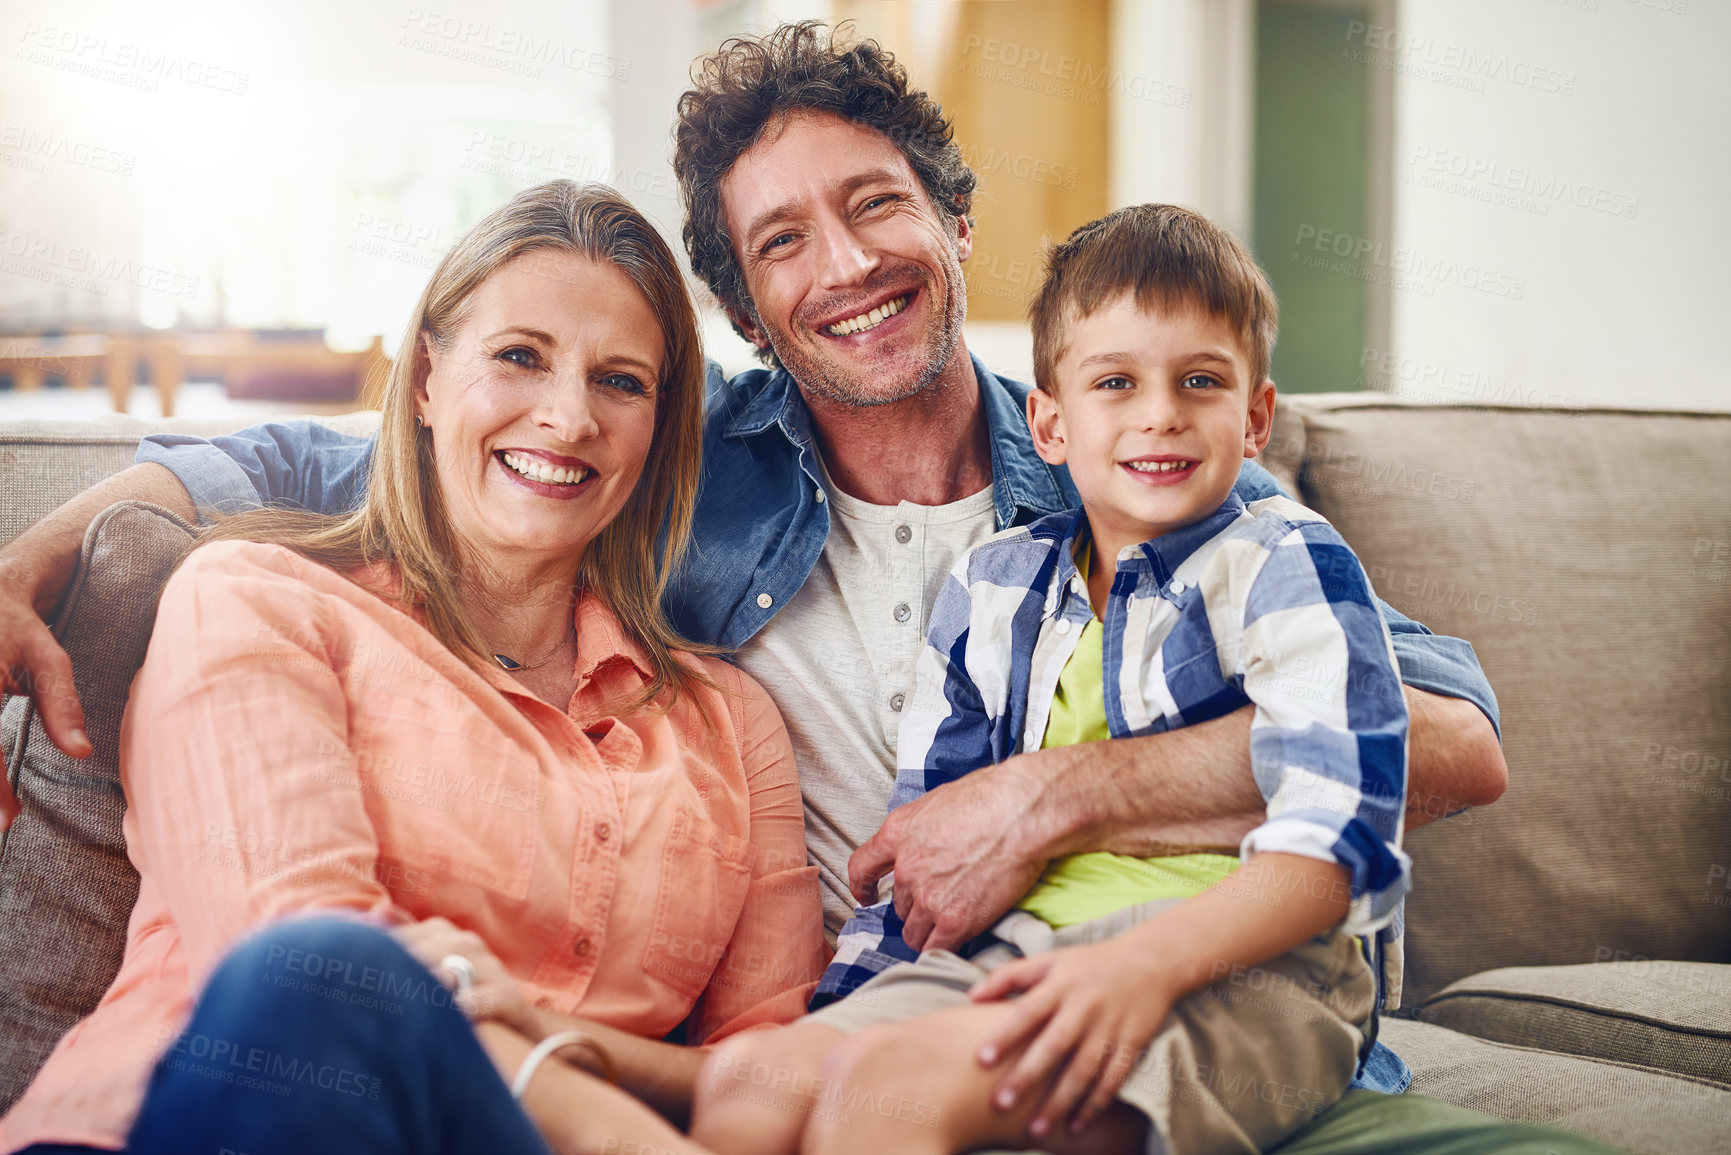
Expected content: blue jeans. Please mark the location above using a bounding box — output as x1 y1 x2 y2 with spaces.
65 917 553 1155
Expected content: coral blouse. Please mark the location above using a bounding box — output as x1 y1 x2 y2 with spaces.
1 540 827 1151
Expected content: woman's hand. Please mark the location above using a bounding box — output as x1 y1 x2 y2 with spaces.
393 916 539 1038
968 936 1184 1141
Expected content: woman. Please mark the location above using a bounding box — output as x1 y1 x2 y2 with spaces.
0 181 827 1154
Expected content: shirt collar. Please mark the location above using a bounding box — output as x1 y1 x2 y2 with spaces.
1043 494 1249 615
719 352 1072 527
569 589 656 685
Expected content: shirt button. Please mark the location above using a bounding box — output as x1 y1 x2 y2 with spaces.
815 489 826 503
1055 619 1071 635
756 592 773 609
890 692 905 712
536 996 554 1010
1169 579 1186 595
894 602 911 623
895 524 912 544
1024 730 1038 747
573 936 592 957
595 821 611 841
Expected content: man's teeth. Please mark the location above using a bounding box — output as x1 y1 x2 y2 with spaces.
826 294 908 336
502 451 591 486
1126 460 1193 473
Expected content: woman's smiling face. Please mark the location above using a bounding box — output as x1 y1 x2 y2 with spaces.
415 249 664 576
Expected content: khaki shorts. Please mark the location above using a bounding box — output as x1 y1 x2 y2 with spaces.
806 900 1376 1155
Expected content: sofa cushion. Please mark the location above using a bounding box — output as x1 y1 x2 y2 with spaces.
1285 398 1731 1005
1416 962 1731 1089
1380 1016 1731 1155
0 500 196 1112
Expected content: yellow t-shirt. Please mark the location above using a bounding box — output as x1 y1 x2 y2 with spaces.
1015 547 1241 929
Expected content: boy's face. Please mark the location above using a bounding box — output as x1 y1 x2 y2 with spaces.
1028 293 1275 553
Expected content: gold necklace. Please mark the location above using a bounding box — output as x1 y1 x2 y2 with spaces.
491 628 574 672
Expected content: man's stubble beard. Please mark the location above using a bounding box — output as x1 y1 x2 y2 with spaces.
754 258 970 410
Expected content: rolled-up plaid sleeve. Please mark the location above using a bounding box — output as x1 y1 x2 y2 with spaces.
1231 520 1412 935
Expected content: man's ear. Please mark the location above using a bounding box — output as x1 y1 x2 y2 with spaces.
728 306 772 353
1027 386 1068 466
1243 378 1277 458
952 211 973 263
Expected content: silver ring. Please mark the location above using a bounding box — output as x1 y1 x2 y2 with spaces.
439 953 476 997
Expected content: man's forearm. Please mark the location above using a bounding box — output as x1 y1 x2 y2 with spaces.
1019 707 1265 862
1 462 196 615
1015 685 1508 860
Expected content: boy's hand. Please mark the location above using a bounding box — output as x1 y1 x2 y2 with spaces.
969 937 1183 1140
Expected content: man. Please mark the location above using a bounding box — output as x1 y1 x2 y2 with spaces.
0 22 1598 1155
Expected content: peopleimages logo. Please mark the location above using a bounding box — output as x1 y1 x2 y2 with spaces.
1291 225 1526 300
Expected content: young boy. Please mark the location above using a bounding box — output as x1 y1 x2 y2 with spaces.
692 204 1410 1155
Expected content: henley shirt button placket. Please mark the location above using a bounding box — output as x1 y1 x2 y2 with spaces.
893 602 911 623
890 692 905 712
895 524 912 544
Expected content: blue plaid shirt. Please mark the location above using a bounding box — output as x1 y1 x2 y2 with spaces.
818 493 1412 1003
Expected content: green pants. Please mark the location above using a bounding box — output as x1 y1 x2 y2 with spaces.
1272 1089 1628 1155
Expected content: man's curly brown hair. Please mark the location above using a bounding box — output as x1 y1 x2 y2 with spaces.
674 20 977 362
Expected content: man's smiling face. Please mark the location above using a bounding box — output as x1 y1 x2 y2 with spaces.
720 109 973 407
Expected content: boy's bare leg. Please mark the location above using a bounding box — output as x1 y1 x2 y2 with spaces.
802 1001 1148 1155
690 1021 848 1155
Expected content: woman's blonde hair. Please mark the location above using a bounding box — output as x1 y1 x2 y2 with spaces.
201 180 714 711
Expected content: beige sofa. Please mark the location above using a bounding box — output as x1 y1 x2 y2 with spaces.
1 397 1727 1153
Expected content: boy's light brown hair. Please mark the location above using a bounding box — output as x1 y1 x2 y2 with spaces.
1029 203 1279 395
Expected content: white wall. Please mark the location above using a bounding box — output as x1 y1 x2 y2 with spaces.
1110 0 1730 413
1381 0 1729 411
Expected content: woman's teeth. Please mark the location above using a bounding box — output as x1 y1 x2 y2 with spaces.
502 451 591 486
1126 460 1194 473
826 294 908 336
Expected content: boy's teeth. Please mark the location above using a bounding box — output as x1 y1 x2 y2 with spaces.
502 451 590 486
1127 460 1192 473
826 294 908 336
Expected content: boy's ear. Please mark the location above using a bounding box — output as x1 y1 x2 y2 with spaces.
1243 378 1276 459
1026 386 1068 466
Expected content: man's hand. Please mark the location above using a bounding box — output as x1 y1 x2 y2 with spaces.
969 936 1182 1141
0 462 200 761
0 563 89 759
849 760 1052 952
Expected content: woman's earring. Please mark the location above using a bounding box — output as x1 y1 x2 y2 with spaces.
415 414 425 429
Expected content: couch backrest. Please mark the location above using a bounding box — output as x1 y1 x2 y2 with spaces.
1272 396 1731 1005
0 414 381 551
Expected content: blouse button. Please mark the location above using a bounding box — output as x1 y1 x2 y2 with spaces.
595 821 612 842
573 936 593 957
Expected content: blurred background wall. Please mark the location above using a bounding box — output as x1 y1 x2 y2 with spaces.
0 0 1724 417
